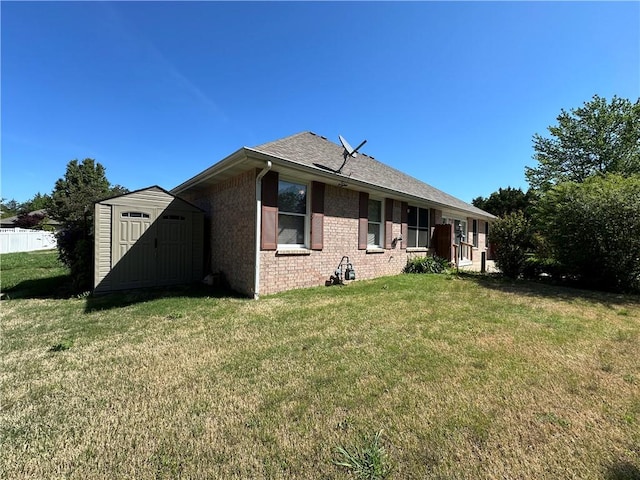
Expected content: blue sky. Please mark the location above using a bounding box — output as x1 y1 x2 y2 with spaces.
2 1 639 205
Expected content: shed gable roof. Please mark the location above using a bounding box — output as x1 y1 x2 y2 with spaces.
96 185 203 212
252 131 493 218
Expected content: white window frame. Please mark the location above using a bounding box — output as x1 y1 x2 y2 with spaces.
277 178 309 249
407 205 430 248
367 198 384 248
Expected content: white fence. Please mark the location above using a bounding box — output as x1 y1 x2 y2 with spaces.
0 228 57 254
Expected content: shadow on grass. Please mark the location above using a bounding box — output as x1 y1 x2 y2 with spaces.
84 282 244 313
3 275 74 300
604 460 640 480
456 271 640 307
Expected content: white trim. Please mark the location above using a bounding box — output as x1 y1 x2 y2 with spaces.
367 197 383 248
276 248 311 256
254 160 272 299
277 177 310 249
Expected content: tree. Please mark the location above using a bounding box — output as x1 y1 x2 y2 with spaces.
525 95 640 191
535 174 640 292
472 187 536 218
49 159 128 291
19 192 52 214
50 159 112 223
1 198 19 218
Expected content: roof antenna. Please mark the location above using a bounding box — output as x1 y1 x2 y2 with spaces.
338 134 367 173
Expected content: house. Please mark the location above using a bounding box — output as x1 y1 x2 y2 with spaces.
167 131 495 298
0 209 61 230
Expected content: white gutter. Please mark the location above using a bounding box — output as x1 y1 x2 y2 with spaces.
254 160 272 299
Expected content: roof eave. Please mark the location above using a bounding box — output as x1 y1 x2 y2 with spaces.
246 148 496 220
172 146 496 220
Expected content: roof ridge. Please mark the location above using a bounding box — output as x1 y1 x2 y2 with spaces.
254 131 313 149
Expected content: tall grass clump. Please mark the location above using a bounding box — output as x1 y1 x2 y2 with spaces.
334 430 393 480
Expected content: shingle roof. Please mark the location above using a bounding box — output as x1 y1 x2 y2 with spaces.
0 209 60 227
253 131 494 219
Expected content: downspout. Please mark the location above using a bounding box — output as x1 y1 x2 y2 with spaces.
254 160 272 299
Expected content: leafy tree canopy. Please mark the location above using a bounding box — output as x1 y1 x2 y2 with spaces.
472 187 535 218
1 198 20 218
49 159 127 225
525 95 640 191
19 192 52 214
2 194 52 219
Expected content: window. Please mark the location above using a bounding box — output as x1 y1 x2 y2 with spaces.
368 199 382 247
472 219 478 247
278 180 307 246
407 206 429 248
121 212 150 218
163 215 185 221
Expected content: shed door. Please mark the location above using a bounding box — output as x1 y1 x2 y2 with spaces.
112 207 156 289
156 212 192 286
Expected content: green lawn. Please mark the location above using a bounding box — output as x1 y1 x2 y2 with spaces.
1 251 639 479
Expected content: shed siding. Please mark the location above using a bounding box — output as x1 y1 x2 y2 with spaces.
101 187 185 209
94 187 204 293
94 203 112 292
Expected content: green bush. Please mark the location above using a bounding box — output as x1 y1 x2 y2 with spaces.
56 225 93 292
489 211 533 279
536 174 640 292
403 255 450 274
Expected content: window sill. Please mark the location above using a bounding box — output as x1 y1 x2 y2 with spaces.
276 248 311 256
366 247 385 254
406 247 429 253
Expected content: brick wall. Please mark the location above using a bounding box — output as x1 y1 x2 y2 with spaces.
184 169 491 297
259 185 417 295
184 170 257 295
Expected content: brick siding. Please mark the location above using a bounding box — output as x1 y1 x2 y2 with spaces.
186 169 490 297
183 170 256 294
260 185 416 295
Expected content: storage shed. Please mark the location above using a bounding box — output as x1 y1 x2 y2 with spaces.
94 186 204 293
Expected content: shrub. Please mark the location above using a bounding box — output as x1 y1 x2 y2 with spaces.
489 211 533 279
56 225 93 292
13 212 46 229
403 255 450 274
536 174 640 292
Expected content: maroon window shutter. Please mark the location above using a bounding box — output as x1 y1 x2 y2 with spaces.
358 191 369 250
384 198 394 249
311 181 325 250
400 201 408 250
261 171 279 250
